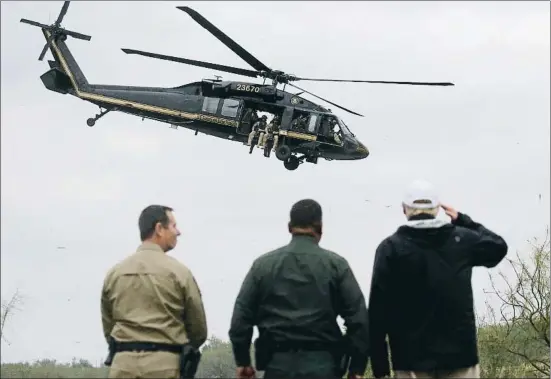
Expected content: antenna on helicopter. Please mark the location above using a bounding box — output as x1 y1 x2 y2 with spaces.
20 1 91 61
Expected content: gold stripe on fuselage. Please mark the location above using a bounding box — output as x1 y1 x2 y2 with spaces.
197 114 237 127
46 30 238 128
278 130 317 141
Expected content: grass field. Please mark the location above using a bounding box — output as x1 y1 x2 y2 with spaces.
0 335 548 379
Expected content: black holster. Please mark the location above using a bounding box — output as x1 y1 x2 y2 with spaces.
335 347 351 378
104 336 116 367
334 336 352 378
253 334 273 371
179 343 202 379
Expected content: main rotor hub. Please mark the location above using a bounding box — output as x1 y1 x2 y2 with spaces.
264 70 298 86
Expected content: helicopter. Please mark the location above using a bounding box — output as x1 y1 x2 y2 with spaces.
21 2 454 171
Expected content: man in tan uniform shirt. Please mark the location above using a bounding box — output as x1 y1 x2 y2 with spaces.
101 205 208 379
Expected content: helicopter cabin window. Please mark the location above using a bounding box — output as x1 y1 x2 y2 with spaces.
307 114 318 134
220 99 240 118
202 97 220 114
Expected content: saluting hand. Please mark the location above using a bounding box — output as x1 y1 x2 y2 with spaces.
236 366 256 379
440 204 459 221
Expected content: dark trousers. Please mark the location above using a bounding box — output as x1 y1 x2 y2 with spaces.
263 350 338 379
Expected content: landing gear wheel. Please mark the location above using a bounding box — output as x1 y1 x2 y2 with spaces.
284 156 300 171
86 107 116 127
276 145 291 161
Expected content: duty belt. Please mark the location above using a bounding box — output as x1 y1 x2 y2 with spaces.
115 341 182 353
272 340 337 353
105 339 202 378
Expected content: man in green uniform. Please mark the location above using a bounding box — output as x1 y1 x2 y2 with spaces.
101 205 208 379
229 199 370 379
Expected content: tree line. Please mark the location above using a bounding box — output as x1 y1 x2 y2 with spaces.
1 229 549 378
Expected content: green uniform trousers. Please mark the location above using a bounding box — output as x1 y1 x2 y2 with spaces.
263 350 338 379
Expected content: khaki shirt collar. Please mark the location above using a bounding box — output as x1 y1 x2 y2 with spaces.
137 241 165 254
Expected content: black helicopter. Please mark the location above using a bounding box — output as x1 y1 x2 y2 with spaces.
21 2 454 171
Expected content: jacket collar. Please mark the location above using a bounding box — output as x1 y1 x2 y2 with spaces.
403 218 449 229
290 233 319 245
136 241 165 253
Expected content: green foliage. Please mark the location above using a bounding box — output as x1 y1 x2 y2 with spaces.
0 358 108 378
196 336 236 378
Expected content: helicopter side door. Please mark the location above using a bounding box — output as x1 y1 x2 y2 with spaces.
204 97 248 134
305 113 320 135
287 109 312 133
219 98 244 120
280 107 294 131
294 110 320 135
278 108 321 143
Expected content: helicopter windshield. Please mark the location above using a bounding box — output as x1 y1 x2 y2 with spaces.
337 117 354 137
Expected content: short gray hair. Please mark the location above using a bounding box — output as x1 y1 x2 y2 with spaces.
403 204 439 219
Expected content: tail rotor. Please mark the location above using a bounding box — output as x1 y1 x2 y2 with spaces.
20 1 91 61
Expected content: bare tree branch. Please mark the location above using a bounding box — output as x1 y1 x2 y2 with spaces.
482 227 550 377
504 346 550 376
1 289 24 346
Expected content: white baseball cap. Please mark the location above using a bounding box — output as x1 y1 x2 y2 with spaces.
402 179 440 209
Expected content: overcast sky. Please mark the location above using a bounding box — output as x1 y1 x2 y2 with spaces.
1 0 549 365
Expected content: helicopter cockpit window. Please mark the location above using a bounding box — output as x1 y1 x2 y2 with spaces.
320 116 344 145
324 116 339 134
202 97 220 114
307 115 318 133
220 99 240 118
337 118 354 136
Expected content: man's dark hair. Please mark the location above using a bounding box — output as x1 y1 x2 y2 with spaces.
138 205 173 241
289 199 322 228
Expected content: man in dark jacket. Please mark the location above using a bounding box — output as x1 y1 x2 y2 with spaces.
229 199 370 379
368 180 508 379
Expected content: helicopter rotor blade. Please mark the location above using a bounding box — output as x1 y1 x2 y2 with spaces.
35 1 72 61
62 29 91 41
21 17 91 41
293 77 455 86
177 6 271 73
20 18 50 28
288 83 364 117
55 1 70 26
121 48 260 78
38 33 56 60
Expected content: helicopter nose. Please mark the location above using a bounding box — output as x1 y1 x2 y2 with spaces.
356 141 369 159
